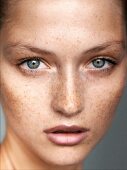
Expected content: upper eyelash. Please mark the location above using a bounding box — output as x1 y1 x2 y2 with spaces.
89 57 117 75
84 56 117 71
17 56 117 73
17 56 43 65
91 57 117 65
18 56 117 64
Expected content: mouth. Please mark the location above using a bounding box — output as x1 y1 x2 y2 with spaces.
44 125 90 146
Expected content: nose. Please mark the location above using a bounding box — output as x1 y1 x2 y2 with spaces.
51 70 84 117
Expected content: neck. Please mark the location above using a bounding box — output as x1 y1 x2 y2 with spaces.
1 127 84 170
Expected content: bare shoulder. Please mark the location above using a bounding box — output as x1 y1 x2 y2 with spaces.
0 143 13 170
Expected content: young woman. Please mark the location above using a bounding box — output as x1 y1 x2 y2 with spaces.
0 0 127 170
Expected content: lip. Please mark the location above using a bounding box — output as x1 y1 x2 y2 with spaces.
44 125 90 146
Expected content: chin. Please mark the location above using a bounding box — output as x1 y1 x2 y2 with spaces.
36 144 91 167
42 154 84 167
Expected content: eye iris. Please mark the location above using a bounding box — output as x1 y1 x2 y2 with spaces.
92 59 105 68
27 60 40 69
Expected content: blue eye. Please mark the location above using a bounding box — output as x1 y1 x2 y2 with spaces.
92 58 105 68
18 57 50 75
88 57 116 70
27 59 40 69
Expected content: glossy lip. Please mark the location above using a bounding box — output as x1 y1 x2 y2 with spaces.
44 125 90 146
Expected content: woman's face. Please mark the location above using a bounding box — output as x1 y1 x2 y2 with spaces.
0 0 127 167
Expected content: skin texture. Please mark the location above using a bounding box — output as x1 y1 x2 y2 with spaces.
0 0 127 170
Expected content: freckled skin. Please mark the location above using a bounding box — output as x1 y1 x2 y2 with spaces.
0 0 127 170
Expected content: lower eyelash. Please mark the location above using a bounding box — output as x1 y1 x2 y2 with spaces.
97 67 112 73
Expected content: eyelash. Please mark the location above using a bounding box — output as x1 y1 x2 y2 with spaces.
17 56 117 75
86 57 117 72
17 56 50 73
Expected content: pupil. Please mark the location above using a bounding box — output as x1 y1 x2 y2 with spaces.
93 59 105 68
27 60 40 69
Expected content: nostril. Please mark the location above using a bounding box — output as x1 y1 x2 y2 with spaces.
52 103 84 117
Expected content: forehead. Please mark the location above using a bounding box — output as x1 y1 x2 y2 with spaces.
10 0 122 26
3 0 124 53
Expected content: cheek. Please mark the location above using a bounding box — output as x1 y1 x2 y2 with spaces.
1 82 36 131
85 74 126 143
0 79 53 145
0 65 50 133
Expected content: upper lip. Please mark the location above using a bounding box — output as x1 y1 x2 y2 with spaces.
44 125 89 133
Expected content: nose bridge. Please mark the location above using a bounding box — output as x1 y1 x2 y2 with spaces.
51 66 84 117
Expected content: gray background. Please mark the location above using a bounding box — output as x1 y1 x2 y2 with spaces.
0 85 127 170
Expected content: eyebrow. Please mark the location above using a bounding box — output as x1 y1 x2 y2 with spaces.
81 41 125 56
5 42 56 56
5 40 124 57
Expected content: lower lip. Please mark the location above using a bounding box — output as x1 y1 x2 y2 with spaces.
45 132 89 146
